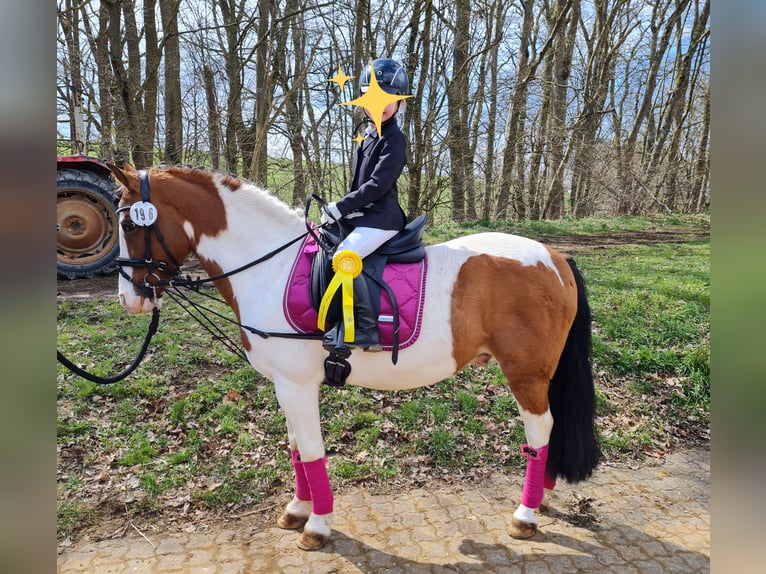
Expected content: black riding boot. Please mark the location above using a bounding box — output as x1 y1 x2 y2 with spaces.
322 276 381 352
350 276 381 351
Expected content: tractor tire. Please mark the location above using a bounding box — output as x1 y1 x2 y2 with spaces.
57 168 120 279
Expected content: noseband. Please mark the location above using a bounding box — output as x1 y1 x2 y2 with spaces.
115 170 181 298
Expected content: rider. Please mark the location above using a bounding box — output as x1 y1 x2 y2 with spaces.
322 58 410 351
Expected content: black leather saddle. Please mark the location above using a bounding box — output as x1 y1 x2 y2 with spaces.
309 215 428 321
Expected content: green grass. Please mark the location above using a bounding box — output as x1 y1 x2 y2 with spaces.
56 215 709 539
581 241 710 407
425 213 709 243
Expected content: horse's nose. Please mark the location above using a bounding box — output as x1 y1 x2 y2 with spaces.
118 291 157 314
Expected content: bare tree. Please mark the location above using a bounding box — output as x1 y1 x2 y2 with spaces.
203 66 221 170
568 0 638 216
160 1 183 164
645 0 709 211
447 0 471 222
480 1 509 220
542 0 579 219
495 0 537 220
57 0 710 219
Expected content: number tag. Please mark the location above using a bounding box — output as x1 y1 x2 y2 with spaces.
129 201 158 226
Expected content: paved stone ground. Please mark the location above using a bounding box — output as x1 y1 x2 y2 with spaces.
58 448 709 573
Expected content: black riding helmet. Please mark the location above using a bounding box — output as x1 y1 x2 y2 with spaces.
359 59 409 95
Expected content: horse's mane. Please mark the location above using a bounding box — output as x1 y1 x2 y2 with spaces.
154 163 304 224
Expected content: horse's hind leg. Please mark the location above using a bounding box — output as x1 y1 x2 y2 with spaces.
503 374 557 539
508 401 556 539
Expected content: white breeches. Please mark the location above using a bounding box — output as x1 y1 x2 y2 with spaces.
333 227 398 260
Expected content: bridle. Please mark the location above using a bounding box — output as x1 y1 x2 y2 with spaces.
114 170 182 301
57 170 326 384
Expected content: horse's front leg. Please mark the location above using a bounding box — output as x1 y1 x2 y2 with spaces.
273 377 333 550
276 417 312 530
509 402 556 539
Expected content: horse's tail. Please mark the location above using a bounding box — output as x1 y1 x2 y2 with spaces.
546 257 601 483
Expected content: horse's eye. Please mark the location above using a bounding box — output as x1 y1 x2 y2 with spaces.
121 221 137 233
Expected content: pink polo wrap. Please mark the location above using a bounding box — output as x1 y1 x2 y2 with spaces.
290 450 311 501
302 457 334 515
521 444 550 509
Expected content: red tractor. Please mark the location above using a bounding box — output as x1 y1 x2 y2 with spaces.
56 155 120 279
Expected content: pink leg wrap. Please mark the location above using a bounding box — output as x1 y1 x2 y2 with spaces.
290 450 311 501
521 444 550 509
302 457 334 515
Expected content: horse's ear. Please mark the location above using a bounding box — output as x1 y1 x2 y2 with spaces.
109 162 137 188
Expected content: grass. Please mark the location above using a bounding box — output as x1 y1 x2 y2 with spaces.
581 241 710 408
425 212 709 243
56 214 709 540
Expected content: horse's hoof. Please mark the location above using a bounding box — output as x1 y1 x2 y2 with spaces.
296 530 328 551
277 512 308 530
509 517 538 539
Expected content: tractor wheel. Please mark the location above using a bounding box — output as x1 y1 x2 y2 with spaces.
57 168 120 279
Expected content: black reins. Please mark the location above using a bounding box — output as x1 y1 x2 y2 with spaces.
57 171 328 384
56 308 160 384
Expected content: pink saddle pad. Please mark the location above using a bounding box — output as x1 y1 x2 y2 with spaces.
282 235 427 351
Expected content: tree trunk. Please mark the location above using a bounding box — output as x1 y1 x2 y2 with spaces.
203 66 221 170
59 0 84 153
496 0 535 220
481 1 507 221
285 0 307 206
569 0 631 216
78 1 116 160
693 82 710 211
646 0 709 210
160 1 183 165
543 0 578 219
403 0 430 220
619 0 690 213
249 0 275 185
447 0 471 222
216 0 250 175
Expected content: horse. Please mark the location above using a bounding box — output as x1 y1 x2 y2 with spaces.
110 163 600 551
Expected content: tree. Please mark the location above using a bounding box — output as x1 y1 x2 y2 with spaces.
447 0 471 222
160 1 183 164
495 0 537 220
56 0 710 219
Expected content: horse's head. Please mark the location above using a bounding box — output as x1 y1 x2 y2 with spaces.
110 164 192 314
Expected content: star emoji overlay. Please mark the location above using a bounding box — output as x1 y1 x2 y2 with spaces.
328 65 354 94
339 62 412 138
352 131 366 147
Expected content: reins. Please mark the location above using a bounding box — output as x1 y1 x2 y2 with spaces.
56 308 160 384
57 172 330 384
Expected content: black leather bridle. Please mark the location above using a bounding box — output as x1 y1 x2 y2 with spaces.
114 170 182 300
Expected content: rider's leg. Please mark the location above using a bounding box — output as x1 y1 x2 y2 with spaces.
330 227 397 350
334 227 398 259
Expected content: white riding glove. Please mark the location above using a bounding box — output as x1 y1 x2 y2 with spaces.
320 202 343 224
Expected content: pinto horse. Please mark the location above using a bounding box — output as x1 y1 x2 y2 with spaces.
111 164 600 550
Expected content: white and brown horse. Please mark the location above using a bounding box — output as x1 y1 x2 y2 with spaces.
111 164 600 550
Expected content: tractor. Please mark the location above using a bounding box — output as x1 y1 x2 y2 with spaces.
56 154 120 279
57 80 120 279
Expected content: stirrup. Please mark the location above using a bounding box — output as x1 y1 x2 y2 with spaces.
323 348 351 387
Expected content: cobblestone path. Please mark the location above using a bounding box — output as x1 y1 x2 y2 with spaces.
58 448 709 573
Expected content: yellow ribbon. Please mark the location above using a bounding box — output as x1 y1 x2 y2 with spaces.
317 250 363 342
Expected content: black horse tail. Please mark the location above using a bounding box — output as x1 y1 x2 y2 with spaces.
546 257 601 483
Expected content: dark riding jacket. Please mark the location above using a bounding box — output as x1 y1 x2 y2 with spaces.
334 116 407 231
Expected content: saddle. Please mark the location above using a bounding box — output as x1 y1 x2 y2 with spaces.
309 215 427 382
310 214 427 311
